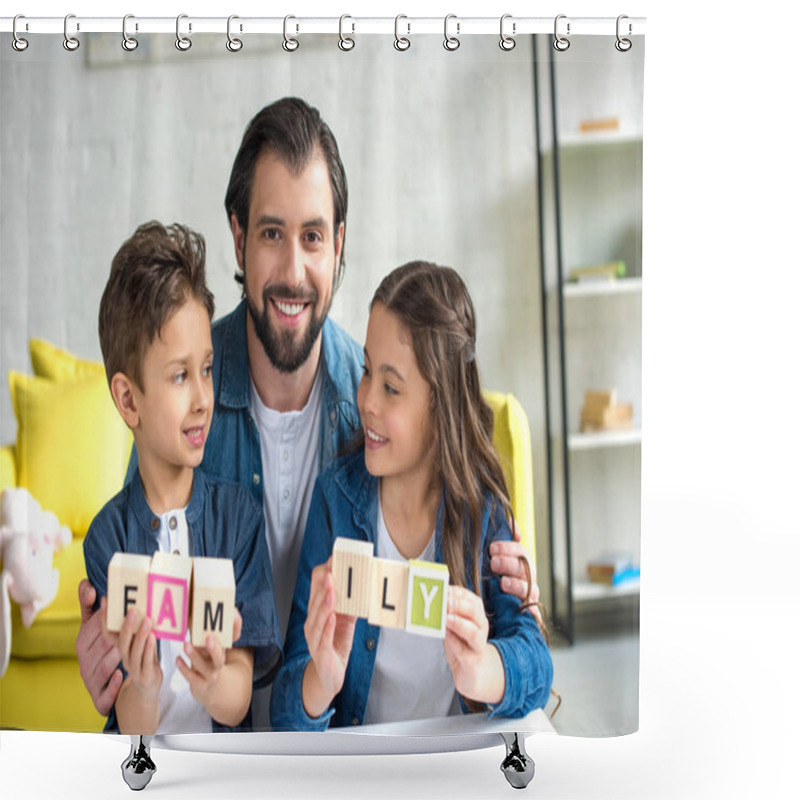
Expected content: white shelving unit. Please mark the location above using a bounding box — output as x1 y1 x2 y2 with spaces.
536 35 644 642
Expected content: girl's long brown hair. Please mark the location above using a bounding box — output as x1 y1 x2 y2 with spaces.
371 261 512 595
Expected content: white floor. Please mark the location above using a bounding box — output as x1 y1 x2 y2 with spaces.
549 628 640 737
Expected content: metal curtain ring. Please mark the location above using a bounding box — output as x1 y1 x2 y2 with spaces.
499 13 516 51
443 14 460 51
615 15 632 52
227 15 243 52
12 15 29 52
283 15 299 52
553 14 570 52
338 15 355 51
394 15 410 51
122 14 138 51
63 13 80 51
175 14 192 51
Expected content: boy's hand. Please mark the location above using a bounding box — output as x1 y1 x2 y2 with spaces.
76 580 123 715
444 585 504 706
177 609 243 707
115 606 162 702
302 558 356 715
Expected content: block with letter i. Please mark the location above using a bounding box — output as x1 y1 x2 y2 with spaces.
368 558 409 629
191 557 236 649
148 551 192 641
106 553 152 632
331 538 374 617
406 559 450 638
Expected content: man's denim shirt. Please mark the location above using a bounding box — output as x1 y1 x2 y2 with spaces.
83 469 282 733
270 451 554 731
127 300 364 510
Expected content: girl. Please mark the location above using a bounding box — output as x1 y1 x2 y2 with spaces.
271 261 553 729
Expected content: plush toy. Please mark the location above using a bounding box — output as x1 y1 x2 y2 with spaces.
0 487 72 677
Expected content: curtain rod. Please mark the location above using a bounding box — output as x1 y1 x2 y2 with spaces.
1 15 646 37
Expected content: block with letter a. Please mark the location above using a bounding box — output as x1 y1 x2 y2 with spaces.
147 551 192 641
368 557 409 629
331 538 374 617
106 553 152 631
406 559 450 638
191 557 236 648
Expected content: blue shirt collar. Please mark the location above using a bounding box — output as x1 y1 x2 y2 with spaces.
129 467 208 535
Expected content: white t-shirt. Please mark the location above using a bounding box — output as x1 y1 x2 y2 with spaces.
248 366 323 729
248 366 323 638
155 507 212 734
363 498 459 725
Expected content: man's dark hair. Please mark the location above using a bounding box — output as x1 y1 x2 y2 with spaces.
98 221 214 390
224 97 348 293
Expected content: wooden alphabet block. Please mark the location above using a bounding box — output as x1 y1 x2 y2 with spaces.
405 560 450 638
148 551 192 641
368 558 409 629
191 557 236 648
331 538 374 617
106 553 152 632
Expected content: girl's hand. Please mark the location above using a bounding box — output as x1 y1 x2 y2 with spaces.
114 605 162 702
177 609 243 707
489 533 543 626
444 586 505 706
302 558 357 716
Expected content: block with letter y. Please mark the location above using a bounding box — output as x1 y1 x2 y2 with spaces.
406 559 450 638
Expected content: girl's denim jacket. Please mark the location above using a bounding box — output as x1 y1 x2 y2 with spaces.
270 450 554 730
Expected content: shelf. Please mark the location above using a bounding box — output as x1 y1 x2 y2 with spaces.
559 131 643 149
573 578 640 603
568 429 642 451
564 276 642 299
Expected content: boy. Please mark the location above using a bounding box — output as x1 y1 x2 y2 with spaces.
83 221 281 737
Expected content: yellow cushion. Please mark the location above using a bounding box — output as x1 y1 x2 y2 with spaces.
10 537 87 659
29 338 105 382
484 391 536 560
8 370 133 538
0 444 16 491
0 656 105 732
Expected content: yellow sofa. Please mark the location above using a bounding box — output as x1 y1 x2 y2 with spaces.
0 340 534 732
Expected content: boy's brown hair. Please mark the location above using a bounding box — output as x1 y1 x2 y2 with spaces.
98 221 214 390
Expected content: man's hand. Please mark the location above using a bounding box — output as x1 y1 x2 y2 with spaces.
489 521 543 626
75 579 123 716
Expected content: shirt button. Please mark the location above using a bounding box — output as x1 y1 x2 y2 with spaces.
169 516 177 530
151 518 159 531
253 474 261 486
330 410 337 424
350 717 360 726
283 451 289 461
283 489 290 500
366 637 376 651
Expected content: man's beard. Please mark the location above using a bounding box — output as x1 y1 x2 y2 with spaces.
245 282 329 374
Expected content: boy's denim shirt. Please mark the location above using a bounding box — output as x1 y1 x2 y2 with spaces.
126 300 364 509
83 469 282 734
270 450 554 731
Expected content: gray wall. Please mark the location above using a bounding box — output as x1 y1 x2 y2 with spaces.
1 33 549 575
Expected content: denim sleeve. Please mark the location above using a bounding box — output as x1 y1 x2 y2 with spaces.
229 487 282 684
270 475 336 731
481 507 554 719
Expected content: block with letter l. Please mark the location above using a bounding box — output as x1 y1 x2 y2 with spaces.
106 552 152 631
368 557 409 629
191 556 236 648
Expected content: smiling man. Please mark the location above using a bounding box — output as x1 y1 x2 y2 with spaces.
75 97 539 731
